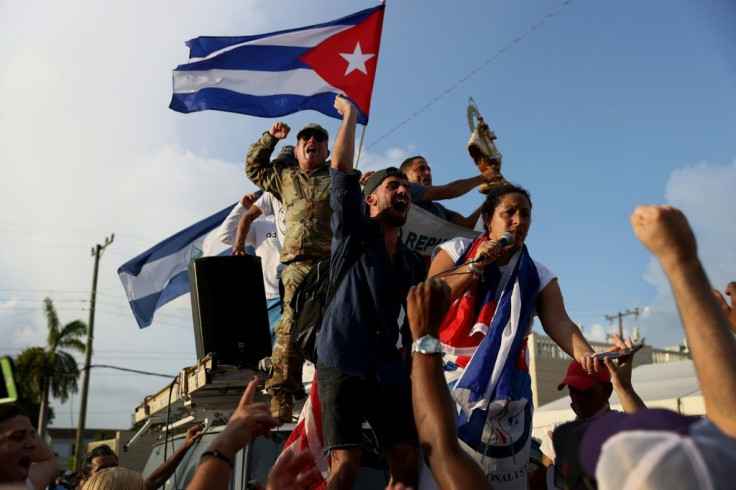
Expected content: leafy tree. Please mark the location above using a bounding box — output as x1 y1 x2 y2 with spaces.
15 297 86 437
13 392 54 428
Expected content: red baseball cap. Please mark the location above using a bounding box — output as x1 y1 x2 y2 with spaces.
557 360 611 391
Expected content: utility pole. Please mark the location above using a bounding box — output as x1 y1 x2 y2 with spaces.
605 308 639 339
73 234 114 470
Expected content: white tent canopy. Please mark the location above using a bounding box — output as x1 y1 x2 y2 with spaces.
532 360 703 440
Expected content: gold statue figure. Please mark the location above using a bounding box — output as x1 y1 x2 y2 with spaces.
467 97 502 194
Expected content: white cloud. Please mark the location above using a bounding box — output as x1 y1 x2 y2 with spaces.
0 299 43 349
585 322 609 342
635 159 736 347
355 145 415 173
12 325 45 349
0 1 279 428
0 3 415 421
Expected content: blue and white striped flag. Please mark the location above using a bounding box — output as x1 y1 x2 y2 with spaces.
169 5 385 124
118 204 235 328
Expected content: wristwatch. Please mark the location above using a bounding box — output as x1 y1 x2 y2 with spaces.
411 335 442 355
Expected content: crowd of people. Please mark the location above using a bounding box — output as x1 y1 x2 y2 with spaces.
2 94 735 489
193 95 736 489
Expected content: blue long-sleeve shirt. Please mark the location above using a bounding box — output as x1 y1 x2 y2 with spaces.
316 169 426 389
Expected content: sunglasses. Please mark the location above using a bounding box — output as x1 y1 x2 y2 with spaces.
299 130 326 143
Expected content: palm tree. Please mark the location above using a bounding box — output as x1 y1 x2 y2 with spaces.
15 297 86 437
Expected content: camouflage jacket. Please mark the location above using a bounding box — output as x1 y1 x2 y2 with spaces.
246 131 333 263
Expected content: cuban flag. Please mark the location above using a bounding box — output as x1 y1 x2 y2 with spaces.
170 5 385 125
447 246 539 451
118 204 235 328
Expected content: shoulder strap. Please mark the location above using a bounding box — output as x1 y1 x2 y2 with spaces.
325 241 362 306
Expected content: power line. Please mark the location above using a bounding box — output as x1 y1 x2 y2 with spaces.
0 222 150 246
88 364 175 378
0 242 97 250
0 298 86 304
366 0 575 149
7 347 178 357
0 222 113 236
92 308 191 329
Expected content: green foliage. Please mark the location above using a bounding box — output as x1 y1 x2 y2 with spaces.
14 393 55 426
13 297 87 433
15 347 81 403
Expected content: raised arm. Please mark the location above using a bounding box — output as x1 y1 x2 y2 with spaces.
29 432 57 490
331 95 359 174
604 334 646 412
187 379 281 490
245 124 289 199
712 281 736 334
232 205 264 255
630 204 736 438
447 204 483 230
418 168 502 202
407 279 491 490
216 194 259 245
144 425 202 490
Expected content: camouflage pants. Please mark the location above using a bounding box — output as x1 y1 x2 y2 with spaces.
265 261 310 395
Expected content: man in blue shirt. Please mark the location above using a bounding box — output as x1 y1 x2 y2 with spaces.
316 96 426 489
399 155 500 229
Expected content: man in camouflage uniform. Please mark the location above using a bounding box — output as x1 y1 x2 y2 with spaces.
246 110 344 420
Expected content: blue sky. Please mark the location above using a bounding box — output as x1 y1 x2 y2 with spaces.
1 0 734 429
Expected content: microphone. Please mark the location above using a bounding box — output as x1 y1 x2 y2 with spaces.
476 232 515 262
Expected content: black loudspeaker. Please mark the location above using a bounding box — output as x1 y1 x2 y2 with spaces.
189 255 272 368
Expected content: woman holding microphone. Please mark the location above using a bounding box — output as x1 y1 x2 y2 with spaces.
426 183 601 489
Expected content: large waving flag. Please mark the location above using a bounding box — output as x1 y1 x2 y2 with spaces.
118 204 235 328
170 5 385 124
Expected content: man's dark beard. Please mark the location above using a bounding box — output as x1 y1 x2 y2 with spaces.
374 207 407 228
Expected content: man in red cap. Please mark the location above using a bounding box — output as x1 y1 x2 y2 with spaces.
557 358 613 420
539 335 646 467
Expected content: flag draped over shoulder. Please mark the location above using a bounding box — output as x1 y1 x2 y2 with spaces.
440 246 540 450
170 5 385 125
118 204 235 328
440 245 539 455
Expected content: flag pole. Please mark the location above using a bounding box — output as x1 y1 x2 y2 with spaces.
355 123 367 169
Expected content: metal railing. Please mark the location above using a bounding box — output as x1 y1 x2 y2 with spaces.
531 333 690 364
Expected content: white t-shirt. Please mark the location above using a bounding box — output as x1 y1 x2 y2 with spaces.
210 196 283 299
433 237 556 335
253 192 286 247
243 217 281 299
212 192 284 247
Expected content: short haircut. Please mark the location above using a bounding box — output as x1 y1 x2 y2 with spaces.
82 467 145 490
399 155 425 173
0 404 28 424
81 445 118 479
481 183 532 220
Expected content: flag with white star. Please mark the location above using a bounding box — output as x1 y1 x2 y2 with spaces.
170 5 385 124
